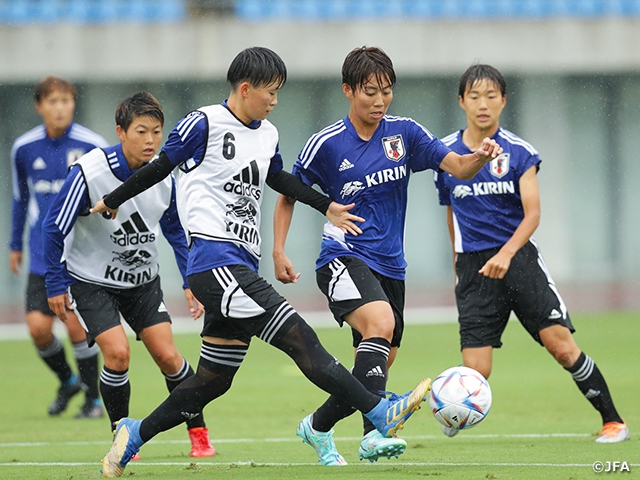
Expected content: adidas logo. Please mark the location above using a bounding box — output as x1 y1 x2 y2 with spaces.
33 157 46 170
109 212 156 246
548 309 562 320
157 301 167 313
366 366 385 378
339 158 354 171
223 160 262 200
181 411 201 420
585 388 601 399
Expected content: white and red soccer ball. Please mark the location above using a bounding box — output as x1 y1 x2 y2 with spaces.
429 366 492 430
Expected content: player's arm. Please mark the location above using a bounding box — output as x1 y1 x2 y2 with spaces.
9 147 29 275
91 152 175 219
439 137 503 180
272 194 299 284
158 180 204 320
445 205 458 286
42 166 90 321
266 169 364 235
479 166 540 279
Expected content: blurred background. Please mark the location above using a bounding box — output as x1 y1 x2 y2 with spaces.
2 0 640 324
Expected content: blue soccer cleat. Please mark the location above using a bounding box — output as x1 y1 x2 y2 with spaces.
101 418 143 478
296 414 347 466
358 430 407 462
365 378 431 437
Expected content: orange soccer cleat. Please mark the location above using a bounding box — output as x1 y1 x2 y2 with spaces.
188 427 216 457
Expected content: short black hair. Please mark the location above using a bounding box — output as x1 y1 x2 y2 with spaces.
459 64 507 98
115 92 164 132
34 76 77 103
342 46 396 92
226 47 287 90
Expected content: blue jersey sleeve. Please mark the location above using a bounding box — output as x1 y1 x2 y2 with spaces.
407 121 451 173
162 111 208 167
292 149 329 194
42 166 90 297
159 178 189 289
268 144 284 176
9 144 29 252
434 171 451 206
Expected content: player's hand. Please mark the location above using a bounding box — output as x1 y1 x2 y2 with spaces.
273 251 300 284
326 202 365 236
478 250 512 279
90 199 119 220
9 251 22 275
475 138 503 163
48 294 72 322
184 288 204 320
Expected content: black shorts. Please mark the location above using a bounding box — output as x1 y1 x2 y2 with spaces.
316 256 405 348
188 264 295 345
26 274 55 316
455 240 574 349
69 275 171 346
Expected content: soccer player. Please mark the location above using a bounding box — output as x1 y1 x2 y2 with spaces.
272 46 504 465
434 63 629 443
92 47 432 478
9 76 106 418
43 92 216 458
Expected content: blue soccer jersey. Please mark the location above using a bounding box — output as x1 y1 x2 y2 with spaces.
434 127 541 253
293 114 451 280
9 123 108 276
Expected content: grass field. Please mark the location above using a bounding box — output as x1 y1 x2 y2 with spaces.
0 311 638 479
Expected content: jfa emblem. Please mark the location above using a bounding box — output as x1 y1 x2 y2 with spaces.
382 135 405 162
66 148 85 167
490 153 510 178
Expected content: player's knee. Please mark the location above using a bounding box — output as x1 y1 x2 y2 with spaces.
546 341 578 367
155 349 182 373
30 328 53 347
103 345 130 370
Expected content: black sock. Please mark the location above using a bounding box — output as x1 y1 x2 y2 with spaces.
353 338 390 435
140 342 245 443
164 358 205 429
37 336 73 384
313 337 390 434
566 352 623 424
73 340 100 401
269 315 380 421
100 367 130 432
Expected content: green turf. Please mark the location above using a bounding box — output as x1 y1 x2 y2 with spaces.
0 312 638 479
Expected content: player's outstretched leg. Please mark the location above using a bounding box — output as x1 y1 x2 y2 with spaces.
101 418 143 478
364 378 432 438
296 414 346 466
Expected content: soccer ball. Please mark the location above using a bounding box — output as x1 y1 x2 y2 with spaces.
429 366 492 430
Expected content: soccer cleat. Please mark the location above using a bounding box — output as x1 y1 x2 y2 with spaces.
296 414 347 466
101 418 143 478
188 427 216 457
358 430 407 462
48 374 83 415
74 398 104 419
365 378 431 437
131 452 141 461
440 424 459 438
595 421 630 443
